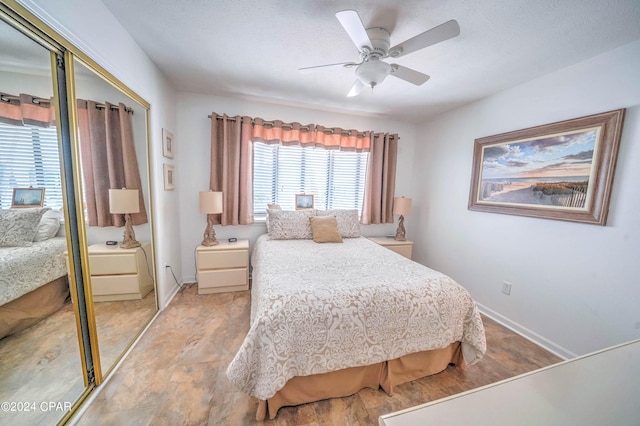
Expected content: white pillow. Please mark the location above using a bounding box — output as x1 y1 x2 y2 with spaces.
316 209 361 237
33 209 62 242
267 209 317 239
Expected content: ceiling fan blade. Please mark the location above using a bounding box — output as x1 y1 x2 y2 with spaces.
336 10 372 52
388 20 460 58
347 79 364 97
390 64 430 85
298 62 358 73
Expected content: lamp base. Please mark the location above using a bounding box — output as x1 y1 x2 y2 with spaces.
121 213 141 249
120 239 142 249
394 215 406 241
201 214 219 246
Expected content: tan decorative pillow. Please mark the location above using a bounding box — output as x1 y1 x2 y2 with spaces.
316 209 361 237
309 216 343 243
267 204 282 210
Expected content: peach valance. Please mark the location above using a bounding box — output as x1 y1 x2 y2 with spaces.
0 92 55 128
251 117 371 152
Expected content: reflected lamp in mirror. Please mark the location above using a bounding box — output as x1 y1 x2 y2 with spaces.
393 196 412 241
109 188 141 249
200 190 223 246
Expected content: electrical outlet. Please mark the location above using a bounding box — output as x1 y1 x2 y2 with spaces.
502 281 512 296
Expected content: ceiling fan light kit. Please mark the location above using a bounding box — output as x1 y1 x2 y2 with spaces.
356 58 391 89
300 9 460 97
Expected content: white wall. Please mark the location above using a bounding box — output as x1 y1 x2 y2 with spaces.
413 40 640 357
21 0 180 308
176 92 417 282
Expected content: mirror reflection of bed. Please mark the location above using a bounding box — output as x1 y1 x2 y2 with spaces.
0 17 85 425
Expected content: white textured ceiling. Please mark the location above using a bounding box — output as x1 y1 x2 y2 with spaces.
101 0 640 123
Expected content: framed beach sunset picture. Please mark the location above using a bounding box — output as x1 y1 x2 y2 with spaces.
468 109 625 225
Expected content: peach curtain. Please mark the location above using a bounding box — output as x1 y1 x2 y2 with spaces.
210 114 254 225
0 92 55 128
77 100 147 227
361 133 398 224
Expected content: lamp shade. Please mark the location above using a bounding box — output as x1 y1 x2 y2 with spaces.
393 196 412 216
109 189 140 214
200 191 223 214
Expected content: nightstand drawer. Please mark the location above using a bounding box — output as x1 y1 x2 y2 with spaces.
368 237 413 260
197 250 247 269
387 245 412 259
91 274 140 295
90 254 138 275
199 268 247 289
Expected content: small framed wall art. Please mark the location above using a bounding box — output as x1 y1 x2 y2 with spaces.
163 163 175 191
295 194 314 210
12 187 45 208
162 128 175 159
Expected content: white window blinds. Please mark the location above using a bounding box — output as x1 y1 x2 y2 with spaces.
0 122 63 209
253 142 368 213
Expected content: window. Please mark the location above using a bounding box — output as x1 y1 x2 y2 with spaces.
0 122 63 209
253 142 368 214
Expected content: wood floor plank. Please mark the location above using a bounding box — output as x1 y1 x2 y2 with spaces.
76 284 562 425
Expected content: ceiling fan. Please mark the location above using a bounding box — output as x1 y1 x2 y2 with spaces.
300 10 460 97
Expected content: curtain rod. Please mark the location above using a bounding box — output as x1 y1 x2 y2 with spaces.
1 93 133 114
0 94 50 105
207 114 396 138
95 103 134 114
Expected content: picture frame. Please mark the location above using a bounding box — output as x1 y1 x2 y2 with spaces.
11 187 45 208
163 163 175 191
162 128 175 159
468 109 625 225
295 194 314 210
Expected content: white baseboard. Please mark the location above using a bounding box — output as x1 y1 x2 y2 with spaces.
160 282 181 310
476 303 576 360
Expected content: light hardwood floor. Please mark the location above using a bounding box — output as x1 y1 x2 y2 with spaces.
0 290 156 426
75 284 561 425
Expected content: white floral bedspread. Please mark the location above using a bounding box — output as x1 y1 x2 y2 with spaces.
226 235 486 400
0 237 68 306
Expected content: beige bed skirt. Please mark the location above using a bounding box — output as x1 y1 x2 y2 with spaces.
0 275 70 340
256 341 464 420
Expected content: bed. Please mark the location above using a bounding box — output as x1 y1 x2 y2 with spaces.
226 210 486 419
0 208 69 339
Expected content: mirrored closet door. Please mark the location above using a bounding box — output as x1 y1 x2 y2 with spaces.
71 57 157 381
0 2 158 423
0 14 87 426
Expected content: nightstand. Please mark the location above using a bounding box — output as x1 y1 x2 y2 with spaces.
87 242 154 302
368 237 414 259
196 239 249 294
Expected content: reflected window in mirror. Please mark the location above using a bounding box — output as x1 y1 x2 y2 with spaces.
0 98 63 209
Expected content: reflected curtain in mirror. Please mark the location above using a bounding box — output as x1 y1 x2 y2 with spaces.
0 92 55 127
77 100 147 227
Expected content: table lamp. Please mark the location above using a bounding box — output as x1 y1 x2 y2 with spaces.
393 196 412 241
200 190 223 246
109 188 141 249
